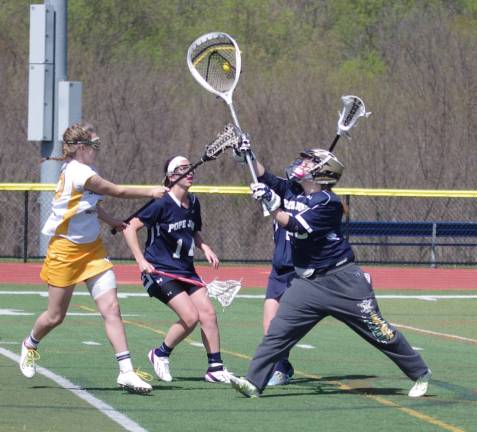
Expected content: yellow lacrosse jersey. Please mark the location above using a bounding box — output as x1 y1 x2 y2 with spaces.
42 159 103 244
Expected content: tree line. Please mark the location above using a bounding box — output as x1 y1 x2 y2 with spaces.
1 0 476 261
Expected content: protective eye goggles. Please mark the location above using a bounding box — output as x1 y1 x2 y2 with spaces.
64 136 101 151
171 164 194 176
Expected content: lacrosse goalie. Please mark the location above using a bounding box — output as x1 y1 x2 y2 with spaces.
229 138 431 399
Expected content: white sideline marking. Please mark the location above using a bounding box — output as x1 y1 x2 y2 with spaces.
82 341 102 346
376 294 477 300
391 323 477 344
0 309 33 315
0 291 148 299
1 291 477 300
296 344 315 349
190 342 205 347
0 347 149 432
0 309 139 317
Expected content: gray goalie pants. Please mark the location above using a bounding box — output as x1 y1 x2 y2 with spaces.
245 263 429 392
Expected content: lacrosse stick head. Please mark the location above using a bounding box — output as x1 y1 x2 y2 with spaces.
187 32 241 104
337 95 371 136
203 123 242 161
206 279 241 309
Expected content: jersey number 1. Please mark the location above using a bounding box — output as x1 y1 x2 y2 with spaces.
173 238 195 259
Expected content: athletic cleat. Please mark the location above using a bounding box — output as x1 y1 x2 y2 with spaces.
267 370 291 386
230 376 260 398
117 370 152 394
267 360 294 386
204 366 233 383
19 342 39 378
408 369 432 398
148 349 172 382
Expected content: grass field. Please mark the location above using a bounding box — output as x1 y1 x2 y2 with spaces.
1 283 476 432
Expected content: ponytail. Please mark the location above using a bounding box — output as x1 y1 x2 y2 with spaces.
40 121 97 163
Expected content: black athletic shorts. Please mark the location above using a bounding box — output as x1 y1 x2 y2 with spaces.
141 272 203 304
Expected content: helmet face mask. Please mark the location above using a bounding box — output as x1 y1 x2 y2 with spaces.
287 148 344 185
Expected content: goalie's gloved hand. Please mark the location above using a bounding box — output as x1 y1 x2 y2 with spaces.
233 133 255 164
250 182 281 212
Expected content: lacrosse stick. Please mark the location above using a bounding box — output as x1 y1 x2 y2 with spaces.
206 279 242 309
329 95 371 152
111 123 241 234
150 270 241 309
187 32 269 215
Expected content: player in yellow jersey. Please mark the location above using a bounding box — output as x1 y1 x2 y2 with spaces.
19 122 168 394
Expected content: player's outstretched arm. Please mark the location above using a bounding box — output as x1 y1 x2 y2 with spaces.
86 175 168 200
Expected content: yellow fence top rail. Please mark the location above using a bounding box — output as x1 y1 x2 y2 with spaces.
1 183 477 198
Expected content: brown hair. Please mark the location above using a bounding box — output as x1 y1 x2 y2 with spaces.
162 157 174 187
41 122 96 162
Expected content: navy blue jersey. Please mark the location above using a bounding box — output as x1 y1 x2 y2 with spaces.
258 173 297 271
271 222 294 270
137 192 202 277
259 171 354 272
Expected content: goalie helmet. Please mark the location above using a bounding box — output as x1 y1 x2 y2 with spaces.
286 148 344 185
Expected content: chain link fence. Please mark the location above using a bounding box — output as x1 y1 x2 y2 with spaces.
1 185 477 266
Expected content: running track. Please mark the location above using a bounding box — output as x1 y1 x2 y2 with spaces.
1 263 477 290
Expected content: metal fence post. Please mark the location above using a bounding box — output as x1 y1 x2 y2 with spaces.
23 191 29 263
431 222 437 268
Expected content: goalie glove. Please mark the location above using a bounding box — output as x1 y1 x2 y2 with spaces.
250 182 281 212
233 133 256 164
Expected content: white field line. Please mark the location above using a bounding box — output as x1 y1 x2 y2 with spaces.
0 310 138 317
0 347 148 432
296 344 315 349
1 291 475 344
1 291 477 300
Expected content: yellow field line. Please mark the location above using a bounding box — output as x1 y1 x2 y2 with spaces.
76 304 465 432
294 371 465 432
393 322 477 344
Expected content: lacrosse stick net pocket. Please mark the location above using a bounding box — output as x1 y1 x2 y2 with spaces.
207 279 242 308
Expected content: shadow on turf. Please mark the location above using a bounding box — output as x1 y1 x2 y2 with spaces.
265 375 409 398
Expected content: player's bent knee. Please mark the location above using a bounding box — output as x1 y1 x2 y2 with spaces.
200 308 217 325
48 312 66 327
182 313 199 329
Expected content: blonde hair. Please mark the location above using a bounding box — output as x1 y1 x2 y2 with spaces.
41 122 96 162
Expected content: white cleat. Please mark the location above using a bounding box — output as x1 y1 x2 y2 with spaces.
267 370 291 386
148 349 172 382
19 342 39 379
408 369 432 398
230 376 260 398
117 370 152 394
204 366 233 383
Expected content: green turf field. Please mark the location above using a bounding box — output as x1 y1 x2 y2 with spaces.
1 284 476 432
